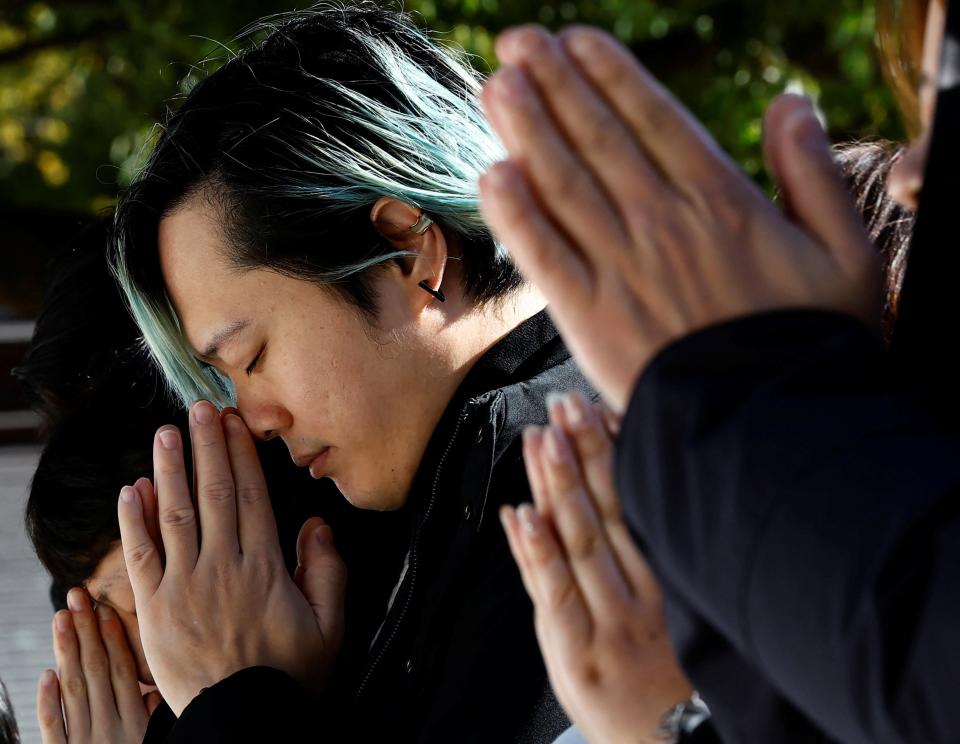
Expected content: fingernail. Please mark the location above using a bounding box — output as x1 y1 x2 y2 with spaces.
192 401 215 425
791 105 827 152
545 391 565 421
224 413 245 434
120 485 136 504
522 425 543 449
54 611 70 634
517 504 540 535
41 669 57 688
96 604 114 622
543 426 566 463
563 391 587 428
158 428 179 450
499 504 515 529
563 28 599 60
66 588 85 613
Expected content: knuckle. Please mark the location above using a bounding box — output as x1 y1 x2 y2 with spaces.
156 462 184 478
161 505 196 529
584 112 625 155
124 540 156 566
200 479 236 503
545 577 579 613
62 674 86 699
548 160 589 203
566 524 601 562
111 659 135 685
38 707 62 730
236 484 267 505
83 655 108 679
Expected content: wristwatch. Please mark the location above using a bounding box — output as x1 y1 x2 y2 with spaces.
655 691 711 743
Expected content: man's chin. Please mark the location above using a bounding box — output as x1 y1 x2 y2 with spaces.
334 477 406 512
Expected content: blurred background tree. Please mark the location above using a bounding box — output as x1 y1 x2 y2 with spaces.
0 0 902 318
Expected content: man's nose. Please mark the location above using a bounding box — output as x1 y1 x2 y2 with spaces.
234 398 292 442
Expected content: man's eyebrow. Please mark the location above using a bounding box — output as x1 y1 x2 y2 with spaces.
198 319 250 362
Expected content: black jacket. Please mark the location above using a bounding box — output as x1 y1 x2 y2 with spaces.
145 310 590 743
615 5 960 742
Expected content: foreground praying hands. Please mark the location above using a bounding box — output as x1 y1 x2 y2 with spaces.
501 391 693 744
37 588 154 744
116 401 346 715
480 26 881 414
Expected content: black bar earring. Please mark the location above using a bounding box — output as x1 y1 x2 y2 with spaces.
418 280 446 303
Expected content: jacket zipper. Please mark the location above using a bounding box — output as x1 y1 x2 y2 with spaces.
355 406 471 699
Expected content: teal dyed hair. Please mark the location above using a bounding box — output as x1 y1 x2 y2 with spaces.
111 3 517 409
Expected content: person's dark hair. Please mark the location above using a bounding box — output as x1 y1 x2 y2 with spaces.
112 2 519 408
12 218 144 438
834 141 916 341
0 679 20 744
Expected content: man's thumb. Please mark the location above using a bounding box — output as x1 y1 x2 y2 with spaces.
764 94 878 286
294 517 346 644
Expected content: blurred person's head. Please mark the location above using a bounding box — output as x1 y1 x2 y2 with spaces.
0 679 20 744
13 219 143 437
111 4 541 511
19 220 315 690
878 0 949 207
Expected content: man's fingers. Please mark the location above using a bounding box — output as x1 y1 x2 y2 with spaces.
66 589 116 722
36 670 67 744
118 485 163 603
479 159 593 311
52 610 90 738
522 427 551 517
502 504 592 653
134 476 164 564
496 27 672 226
97 604 149 726
557 393 653 596
539 421 633 611
190 401 240 557
559 26 742 193
764 94 880 290
295 518 346 648
483 64 631 260
153 425 199 572
223 413 280 558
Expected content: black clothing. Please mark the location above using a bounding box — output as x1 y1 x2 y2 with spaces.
616 6 960 742
619 311 960 743
145 311 591 743
891 0 960 391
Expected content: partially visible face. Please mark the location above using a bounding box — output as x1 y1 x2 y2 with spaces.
889 0 948 208
84 544 155 692
157 196 454 510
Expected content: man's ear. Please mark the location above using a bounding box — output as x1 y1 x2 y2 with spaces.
370 197 448 305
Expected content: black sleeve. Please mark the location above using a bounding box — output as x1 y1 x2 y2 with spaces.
143 667 321 743
616 310 960 744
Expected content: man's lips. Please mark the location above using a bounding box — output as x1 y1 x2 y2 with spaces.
293 447 332 478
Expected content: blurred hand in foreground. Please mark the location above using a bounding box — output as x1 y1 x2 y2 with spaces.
501 391 693 744
38 588 154 744
480 26 880 414
117 401 346 715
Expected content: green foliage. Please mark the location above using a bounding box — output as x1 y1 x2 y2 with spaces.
0 0 901 216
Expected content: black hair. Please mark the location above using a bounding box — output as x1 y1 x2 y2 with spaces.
0 679 20 744
834 141 916 341
113 2 520 349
